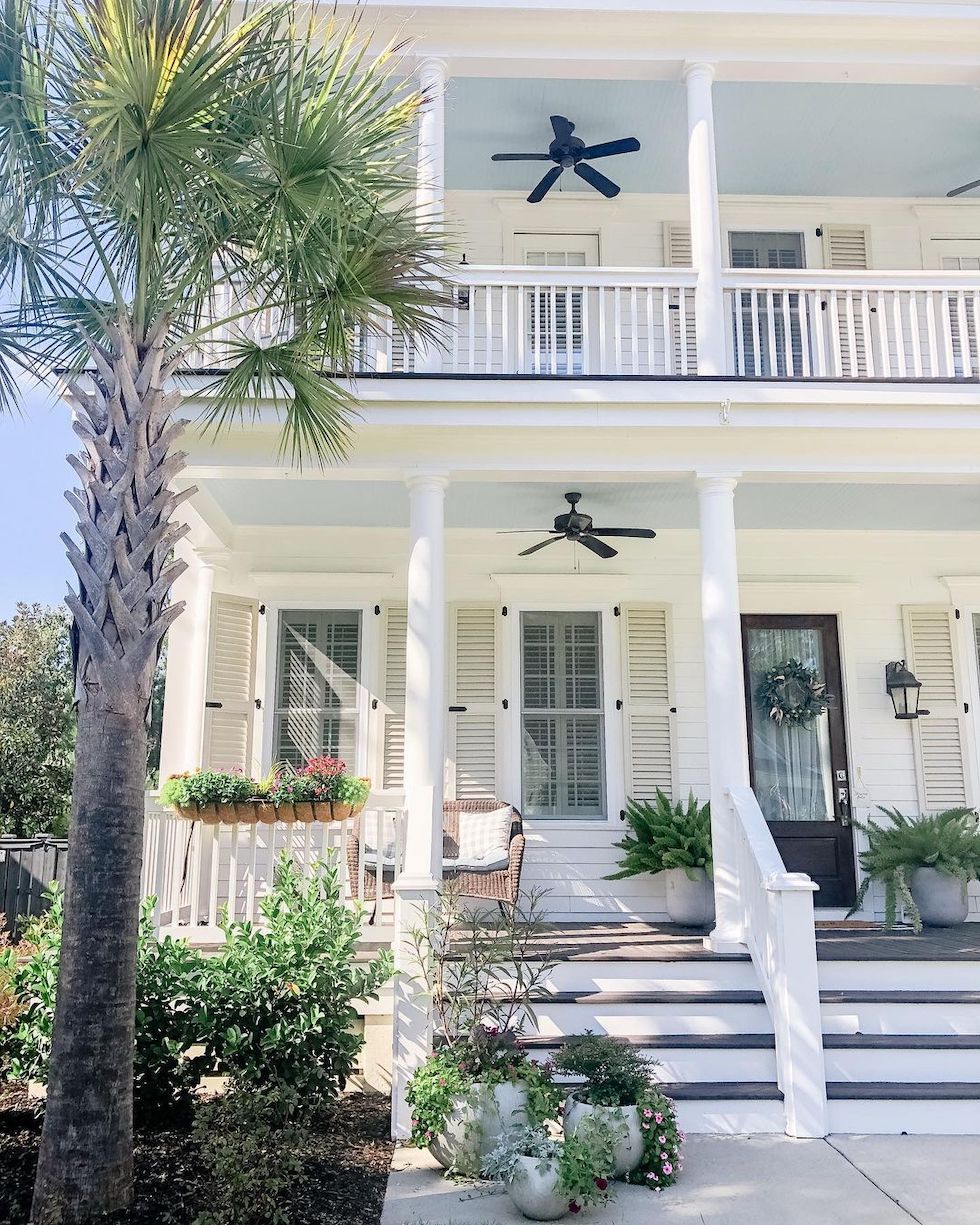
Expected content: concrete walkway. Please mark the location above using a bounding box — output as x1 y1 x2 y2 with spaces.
382 1135 980 1225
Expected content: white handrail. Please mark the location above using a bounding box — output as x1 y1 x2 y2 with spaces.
728 785 828 1139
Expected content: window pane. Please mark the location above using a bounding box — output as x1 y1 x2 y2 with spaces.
274 611 360 769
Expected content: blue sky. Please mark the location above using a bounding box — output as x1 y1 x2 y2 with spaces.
0 378 77 621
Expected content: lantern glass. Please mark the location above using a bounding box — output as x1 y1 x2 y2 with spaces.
885 661 922 720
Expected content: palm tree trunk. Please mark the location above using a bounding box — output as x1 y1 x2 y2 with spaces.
31 317 192 1223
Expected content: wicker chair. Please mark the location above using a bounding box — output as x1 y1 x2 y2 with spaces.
347 798 525 909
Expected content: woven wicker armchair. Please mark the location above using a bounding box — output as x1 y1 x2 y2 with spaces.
347 798 525 907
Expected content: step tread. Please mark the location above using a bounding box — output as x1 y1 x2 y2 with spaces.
658 1082 784 1102
522 989 766 1005
826 1081 980 1101
824 1033 980 1050
522 1033 777 1050
820 989 980 1004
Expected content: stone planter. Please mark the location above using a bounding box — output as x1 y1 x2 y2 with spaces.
429 1080 530 1174
909 866 969 927
664 866 715 927
508 1155 568 1221
563 1097 643 1177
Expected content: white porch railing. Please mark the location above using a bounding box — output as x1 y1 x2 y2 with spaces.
442 267 698 376
729 785 828 1139
141 793 408 941
724 270 980 380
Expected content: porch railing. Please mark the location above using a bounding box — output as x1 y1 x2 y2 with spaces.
141 792 407 940
723 271 980 380
729 784 827 1139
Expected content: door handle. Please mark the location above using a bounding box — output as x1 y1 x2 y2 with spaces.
837 785 851 827
205 701 223 709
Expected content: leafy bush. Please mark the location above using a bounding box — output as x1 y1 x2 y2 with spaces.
850 806 980 931
192 1090 306 1225
200 855 392 1115
484 1119 616 1213
0 895 62 1084
160 769 257 808
608 790 711 881
554 1032 657 1107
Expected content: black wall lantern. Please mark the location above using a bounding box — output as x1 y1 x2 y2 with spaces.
885 660 929 720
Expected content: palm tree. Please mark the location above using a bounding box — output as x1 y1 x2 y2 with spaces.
0 0 443 1218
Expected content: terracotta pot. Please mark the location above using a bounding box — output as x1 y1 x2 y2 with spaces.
563 1097 643 1177
429 1080 530 1175
508 1155 568 1221
664 866 715 927
909 867 969 927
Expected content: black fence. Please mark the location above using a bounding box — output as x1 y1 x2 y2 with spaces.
0 837 69 935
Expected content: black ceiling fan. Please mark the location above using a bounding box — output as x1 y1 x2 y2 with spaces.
502 491 657 559
948 175 980 197
492 115 640 204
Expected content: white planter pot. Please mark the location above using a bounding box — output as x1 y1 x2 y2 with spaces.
563 1097 643 1177
508 1155 569 1221
429 1080 530 1174
664 866 715 927
909 867 969 927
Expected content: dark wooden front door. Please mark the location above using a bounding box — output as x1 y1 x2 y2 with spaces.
741 614 856 908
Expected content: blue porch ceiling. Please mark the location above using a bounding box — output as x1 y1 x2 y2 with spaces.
445 79 980 198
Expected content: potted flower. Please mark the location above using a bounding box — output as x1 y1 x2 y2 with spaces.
159 768 256 823
607 790 713 927
849 806 980 930
556 1032 664 1178
407 1024 557 1176
484 1122 616 1221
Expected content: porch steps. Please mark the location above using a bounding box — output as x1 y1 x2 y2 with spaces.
817 939 980 1133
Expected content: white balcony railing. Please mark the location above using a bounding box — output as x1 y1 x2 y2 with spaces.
724 270 980 380
729 784 827 1139
184 267 980 382
141 794 407 940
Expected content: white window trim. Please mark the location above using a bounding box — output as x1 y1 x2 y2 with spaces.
501 598 624 830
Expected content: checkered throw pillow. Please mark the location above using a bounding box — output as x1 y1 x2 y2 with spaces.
456 805 513 864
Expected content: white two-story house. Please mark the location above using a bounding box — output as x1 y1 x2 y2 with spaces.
149 0 980 1140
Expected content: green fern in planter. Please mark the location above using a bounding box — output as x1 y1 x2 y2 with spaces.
606 790 712 882
849 806 980 932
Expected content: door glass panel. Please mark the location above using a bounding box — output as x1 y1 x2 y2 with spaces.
745 625 834 823
520 236 598 375
521 611 605 819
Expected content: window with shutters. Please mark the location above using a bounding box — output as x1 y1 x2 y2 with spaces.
273 610 361 768
663 222 697 373
519 237 598 375
521 611 605 819
729 231 805 376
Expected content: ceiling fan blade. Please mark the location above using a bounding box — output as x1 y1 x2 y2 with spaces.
573 161 620 198
579 137 641 160
527 165 564 203
498 529 561 535
518 536 565 558
550 115 574 143
577 534 618 559
491 153 554 161
589 527 657 539
947 177 980 197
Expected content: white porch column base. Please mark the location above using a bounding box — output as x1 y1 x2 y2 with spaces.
391 866 437 1139
684 62 726 377
414 58 447 375
697 475 750 951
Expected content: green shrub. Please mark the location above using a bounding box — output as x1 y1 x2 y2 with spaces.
554 1032 657 1107
192 1090 306 1225
160 770 257 808
200 854 393 1115
850 806 980 931
607 790 712 881
1 894 62 1084
484 1120 616 1212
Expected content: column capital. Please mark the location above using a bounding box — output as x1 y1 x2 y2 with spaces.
695 472 741 495
416 57 449 84
683 60 716 84
404 469 450 494
194 545 231 570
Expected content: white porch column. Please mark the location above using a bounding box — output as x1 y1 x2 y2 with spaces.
414 58 447 375
697 475 750 950
392 470 448 1138
684 62 727 376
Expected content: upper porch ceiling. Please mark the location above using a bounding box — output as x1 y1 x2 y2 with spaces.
446 79 980 197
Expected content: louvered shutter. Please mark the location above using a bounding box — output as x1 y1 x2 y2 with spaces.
823 225 871 376
202 595 259 772
381 604 407 788
663 223 697 374
448 606 498 799
903 606 972 810
620 605 675 799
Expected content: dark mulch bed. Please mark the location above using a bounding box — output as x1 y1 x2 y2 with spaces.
0 1084 393 1225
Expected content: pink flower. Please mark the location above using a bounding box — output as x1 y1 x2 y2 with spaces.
654 1112 664 1124
659 1135 666 1144
663 1161 673 1175
641 1121 650 1130
643 1108 654 1119
648 1172 659 1182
